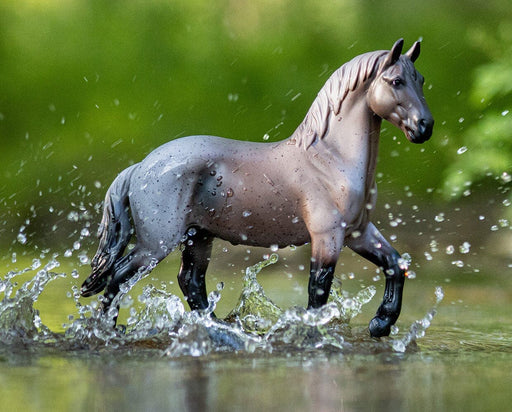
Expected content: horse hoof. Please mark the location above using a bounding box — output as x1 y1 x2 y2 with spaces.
368 316 391 338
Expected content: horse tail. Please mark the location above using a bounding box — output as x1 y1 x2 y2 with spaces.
80 164 137 297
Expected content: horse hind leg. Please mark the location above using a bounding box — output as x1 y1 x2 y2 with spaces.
177 228 213 311
101 246 169 321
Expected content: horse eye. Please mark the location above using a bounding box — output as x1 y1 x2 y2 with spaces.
392 78 403 87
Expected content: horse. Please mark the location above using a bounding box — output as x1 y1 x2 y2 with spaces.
80 39 433 338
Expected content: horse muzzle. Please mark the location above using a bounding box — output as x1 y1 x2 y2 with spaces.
404 117 434 144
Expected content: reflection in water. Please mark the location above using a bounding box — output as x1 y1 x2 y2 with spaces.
3 349 510 412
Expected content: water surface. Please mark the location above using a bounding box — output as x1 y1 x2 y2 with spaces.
0 249 510 411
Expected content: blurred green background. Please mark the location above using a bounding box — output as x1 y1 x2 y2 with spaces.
0 0 511 257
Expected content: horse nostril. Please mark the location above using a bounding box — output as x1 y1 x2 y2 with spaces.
418 119 426 133
418 118 433 138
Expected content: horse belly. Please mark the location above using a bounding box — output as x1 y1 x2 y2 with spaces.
190 170 310 248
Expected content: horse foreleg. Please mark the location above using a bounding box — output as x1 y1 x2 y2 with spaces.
307 230 343 309
178 228 213 310
347 222 405 338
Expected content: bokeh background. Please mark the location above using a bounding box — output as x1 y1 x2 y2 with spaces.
1 0 511 290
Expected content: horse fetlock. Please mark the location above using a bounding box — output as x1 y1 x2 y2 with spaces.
369 315 394 337
376 300 400 320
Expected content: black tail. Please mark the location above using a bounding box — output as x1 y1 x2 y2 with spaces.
80 165 137 297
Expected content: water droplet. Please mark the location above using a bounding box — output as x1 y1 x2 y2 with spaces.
445 245 454 255
435 286 444 303
434 213 445 222
242 210 252 218
17 232 27 244
67 211 79 222
262 133 270 141
501 172 512 183
501 110 509 116
399 253 411 270
270 244 279 252
459 242 471 254
31 259 41 270
228 93 239 102
457 146 468 155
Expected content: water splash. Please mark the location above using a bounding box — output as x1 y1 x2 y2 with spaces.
225 253 283 334
391 286 444 353
0 253 440 356
0 258 64 345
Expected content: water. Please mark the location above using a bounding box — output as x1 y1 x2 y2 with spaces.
1 245 511 411
0 253 434 354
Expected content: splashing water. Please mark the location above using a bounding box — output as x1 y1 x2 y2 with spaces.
225 253 283 334
0 253 440 356
0 258 64 345
391 286 444 353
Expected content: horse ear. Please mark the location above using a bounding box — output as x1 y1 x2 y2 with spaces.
405 41 421 62
382 38 404 69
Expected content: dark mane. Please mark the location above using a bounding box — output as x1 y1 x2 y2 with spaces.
291 50 388 150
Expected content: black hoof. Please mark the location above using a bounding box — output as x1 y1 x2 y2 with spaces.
369 316 392 338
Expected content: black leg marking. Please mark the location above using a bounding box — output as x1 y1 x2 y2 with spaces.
347 223 406 338
368 269 404 337
101 249 164 325
178 228 213 310
307 263 336 309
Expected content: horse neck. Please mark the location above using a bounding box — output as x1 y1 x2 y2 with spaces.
318 92 382 184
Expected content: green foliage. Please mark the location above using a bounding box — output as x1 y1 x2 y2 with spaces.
442 25 512 202
1 0 512 247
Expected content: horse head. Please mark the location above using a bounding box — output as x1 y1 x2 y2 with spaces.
367 39 434 144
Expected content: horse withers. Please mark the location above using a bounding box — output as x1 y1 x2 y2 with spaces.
81 39 433 338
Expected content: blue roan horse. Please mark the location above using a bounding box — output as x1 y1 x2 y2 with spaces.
81 39 433 337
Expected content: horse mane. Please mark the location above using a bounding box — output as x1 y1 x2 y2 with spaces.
291 50 388 150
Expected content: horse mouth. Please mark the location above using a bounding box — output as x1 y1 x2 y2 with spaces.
404 126 431 144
